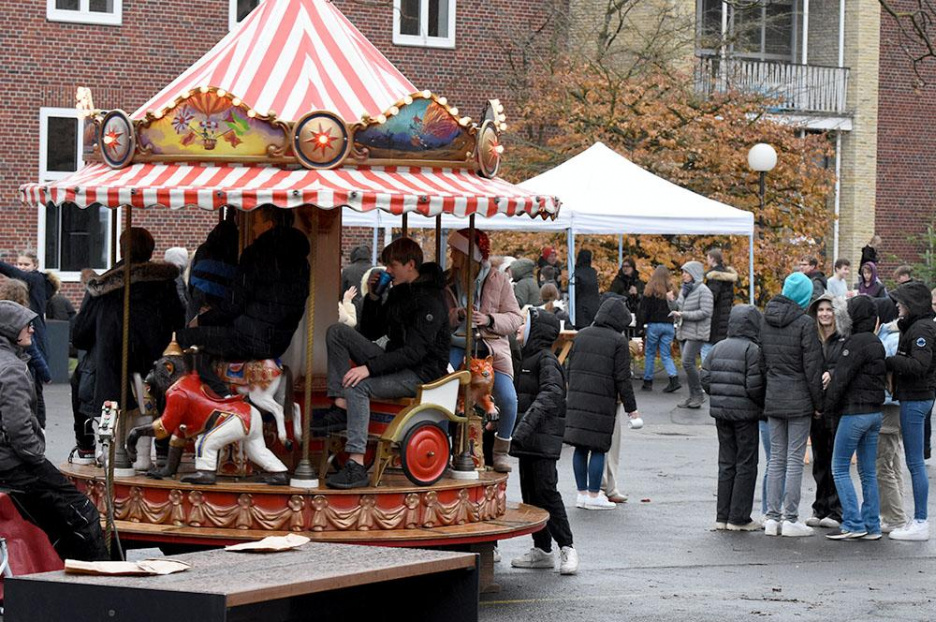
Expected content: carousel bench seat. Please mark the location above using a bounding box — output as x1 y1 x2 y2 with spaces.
319 371 471 486
3 543 479 622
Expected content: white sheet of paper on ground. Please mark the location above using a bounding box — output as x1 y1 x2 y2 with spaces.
224 534 311 552
64 559 191 576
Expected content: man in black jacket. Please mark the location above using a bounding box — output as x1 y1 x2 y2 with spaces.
178 206 310 396
886 281 936 541
323 237 450 489
701 248 738 362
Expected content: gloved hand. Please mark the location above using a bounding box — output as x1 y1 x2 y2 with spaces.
125 424 155 462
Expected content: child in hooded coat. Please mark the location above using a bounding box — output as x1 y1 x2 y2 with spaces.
509 307 578 575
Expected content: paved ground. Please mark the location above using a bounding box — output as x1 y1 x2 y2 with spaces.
40 377 936 622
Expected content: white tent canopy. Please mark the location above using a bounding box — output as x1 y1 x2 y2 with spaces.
342 142 757 314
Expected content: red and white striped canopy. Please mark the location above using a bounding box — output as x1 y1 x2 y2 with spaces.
133 0 416 123
20 163 558 217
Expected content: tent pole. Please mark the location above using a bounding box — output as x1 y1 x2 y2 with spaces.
567 228 576 327
749 231 755 304
618 234 623 269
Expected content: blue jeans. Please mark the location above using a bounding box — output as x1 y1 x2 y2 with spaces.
573 447 606 493
760 420 770 514
644 323 677 380
901 399 934 520
449 347 518 440
832 413 882 534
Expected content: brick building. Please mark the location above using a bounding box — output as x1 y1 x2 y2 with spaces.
2 0 567 301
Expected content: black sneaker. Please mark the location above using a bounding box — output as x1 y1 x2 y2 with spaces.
326 459 369 489
311 405 348 433
826 529 866 540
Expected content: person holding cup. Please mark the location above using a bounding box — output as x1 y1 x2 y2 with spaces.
701 305 766 531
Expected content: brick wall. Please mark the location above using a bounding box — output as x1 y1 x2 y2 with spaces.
876 0 936 279
3 0 567 306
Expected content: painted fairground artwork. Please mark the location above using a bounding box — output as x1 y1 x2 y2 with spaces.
354 98 472 161
138 91 288 158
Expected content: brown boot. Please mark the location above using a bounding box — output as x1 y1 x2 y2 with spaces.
492 436 512 473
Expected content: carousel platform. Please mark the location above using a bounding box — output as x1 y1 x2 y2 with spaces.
63 463 547 592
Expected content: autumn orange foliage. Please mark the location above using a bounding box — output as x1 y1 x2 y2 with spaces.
493 64 836 306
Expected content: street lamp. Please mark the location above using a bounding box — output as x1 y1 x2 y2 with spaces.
747 143 777 211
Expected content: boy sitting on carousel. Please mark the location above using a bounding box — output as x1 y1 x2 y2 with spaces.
320 237 450 489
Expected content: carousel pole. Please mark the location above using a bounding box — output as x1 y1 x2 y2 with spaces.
112 206 135 477
291 210 319 488
110 209 118 265
401 213 408 238
435 214 443 263
451 214 479 477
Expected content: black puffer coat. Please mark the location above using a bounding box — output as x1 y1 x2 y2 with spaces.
510 310 566 460
198 224 311 358
701 305 765 421
609 268 644 313
823 296 886 416
564 298 638 452
73 262 184 411
360 263 451 382
807 294 850 422
887 281 936 401
573 250 600 329
705 265 738 344
760 295 823 418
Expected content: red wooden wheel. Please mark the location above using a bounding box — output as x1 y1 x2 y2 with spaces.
400 422 451 486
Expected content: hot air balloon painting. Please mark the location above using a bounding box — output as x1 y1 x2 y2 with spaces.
354 98 471 161
136 90 289 158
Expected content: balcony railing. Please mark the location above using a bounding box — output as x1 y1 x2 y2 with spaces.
695 56 849 115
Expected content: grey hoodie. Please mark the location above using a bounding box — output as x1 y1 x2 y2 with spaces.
511 258 543 307
0 301 44 470
669 261 713 341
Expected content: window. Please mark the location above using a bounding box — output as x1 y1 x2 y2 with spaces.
393 0 456 49
229 0 261 31
47 0 122 26
38 108 113 276
697 0 796 61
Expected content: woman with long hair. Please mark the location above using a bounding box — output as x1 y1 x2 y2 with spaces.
637 266 679 393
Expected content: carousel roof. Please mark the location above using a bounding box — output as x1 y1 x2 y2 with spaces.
132 0 416 123
21 162 556 217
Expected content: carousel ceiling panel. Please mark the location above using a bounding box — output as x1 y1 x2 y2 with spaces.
20 163 559 219
132 0 416 124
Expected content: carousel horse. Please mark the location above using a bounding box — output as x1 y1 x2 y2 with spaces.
127 351 289 485
214 358 301 448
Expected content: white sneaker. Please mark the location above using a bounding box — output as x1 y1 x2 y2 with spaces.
558 546 579 575
714 521 728 531
818 517 841 529
781 521 815 537
881 520 905 534
889 519 930 541
511 547 555 569
764 519 780 536
575 494 587 509
805 515 822 527
727 521 762 532
583 493 617 510
492 547 501 563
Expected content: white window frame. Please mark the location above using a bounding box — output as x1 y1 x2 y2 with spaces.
392 0 456 49
38 107 116 282
228 0 261 31
46 0 122 26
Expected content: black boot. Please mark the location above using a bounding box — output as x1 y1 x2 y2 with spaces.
264 472 289 486
662 376 682 393
181 470 217 485
641 379 653 392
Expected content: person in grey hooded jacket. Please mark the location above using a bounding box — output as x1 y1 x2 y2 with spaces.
0 300 108 561
702 305 765 530
668 261 713 408
511 258 543 308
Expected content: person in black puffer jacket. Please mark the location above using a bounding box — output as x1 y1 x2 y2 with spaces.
886 281 936 541
701 248 738 362
609 257 644 313
821 295 886 539
509 308 578 574
701 305 765 530
760 272 824 536
564 297 639 510
323 237 451 490
572 250 600 329
805 293 850 528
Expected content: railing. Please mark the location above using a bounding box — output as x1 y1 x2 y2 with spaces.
695 56 849 115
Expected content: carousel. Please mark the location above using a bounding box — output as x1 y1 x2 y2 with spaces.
19 0 558 591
